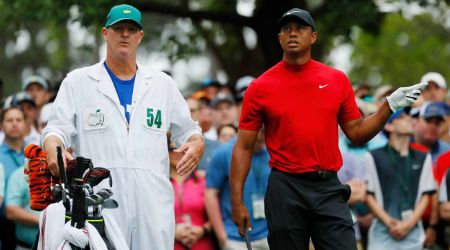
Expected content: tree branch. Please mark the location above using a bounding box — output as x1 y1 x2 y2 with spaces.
134 2 254 27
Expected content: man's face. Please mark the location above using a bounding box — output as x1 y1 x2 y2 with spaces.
415 116 443 146
20 102 37 125
198 102 214 132
278 21 317 56
422 81 447 102
214 102 237 126
1 108 26 140
391 113 414 136
26 83 48 107
186 98 201 121
102 21 144 59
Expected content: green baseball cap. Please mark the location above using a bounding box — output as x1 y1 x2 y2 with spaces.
105 4 143 29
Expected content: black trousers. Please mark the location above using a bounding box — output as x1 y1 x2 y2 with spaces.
265 168 357 250
0 217 16 250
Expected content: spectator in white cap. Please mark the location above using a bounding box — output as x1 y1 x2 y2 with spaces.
234 75 255 118
421 72 447 102
22 75 50 125
419 72 449 156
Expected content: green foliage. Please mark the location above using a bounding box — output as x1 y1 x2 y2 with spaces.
310 0 384 64
159 18 204 63
0 0 74 96
0 0 446 98
349 13 450 87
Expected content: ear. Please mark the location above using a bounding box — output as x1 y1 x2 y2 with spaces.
384 123 394 134
310 31 317 45
101 27 108 41
137 30 144 44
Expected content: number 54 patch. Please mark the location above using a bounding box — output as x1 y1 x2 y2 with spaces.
146 108 163 129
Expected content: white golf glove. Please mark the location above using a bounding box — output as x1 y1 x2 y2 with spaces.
386 82 428 112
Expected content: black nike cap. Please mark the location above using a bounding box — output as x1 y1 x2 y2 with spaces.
278 8 316 31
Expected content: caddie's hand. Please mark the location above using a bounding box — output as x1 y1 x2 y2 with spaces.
231 202 252 238
174 136 205 176
46 144 73 177
386 82 428 112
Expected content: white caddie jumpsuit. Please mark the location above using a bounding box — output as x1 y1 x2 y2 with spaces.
42 61 202 250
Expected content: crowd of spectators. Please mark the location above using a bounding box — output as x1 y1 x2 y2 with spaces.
0 71 449 250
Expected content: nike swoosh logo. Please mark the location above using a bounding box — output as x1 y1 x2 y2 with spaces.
286 10 302 15
319 84 328 89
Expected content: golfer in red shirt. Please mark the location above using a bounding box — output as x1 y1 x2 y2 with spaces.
230 8 427 250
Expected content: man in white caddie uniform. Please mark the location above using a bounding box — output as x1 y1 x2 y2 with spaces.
42 4 205 250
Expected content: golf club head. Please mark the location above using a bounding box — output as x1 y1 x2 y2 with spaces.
83 167 110 187
52 184 63 202
84 189 113 206
102 199 119 209
85 195 103 206
66 157 93 187
82 184 93 196
96 188 113 200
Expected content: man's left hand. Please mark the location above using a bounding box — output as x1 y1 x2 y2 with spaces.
386 82 428 111
174 135 205 176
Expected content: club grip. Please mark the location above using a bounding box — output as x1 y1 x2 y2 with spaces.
56 146 67 184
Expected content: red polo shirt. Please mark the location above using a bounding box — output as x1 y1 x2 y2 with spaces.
239 59 361 173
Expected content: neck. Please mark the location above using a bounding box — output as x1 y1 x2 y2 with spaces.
105 56 137 79
5 137 23 152
283 51 311 65
389 134 410 156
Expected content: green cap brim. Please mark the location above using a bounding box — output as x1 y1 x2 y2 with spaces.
106 18 143 29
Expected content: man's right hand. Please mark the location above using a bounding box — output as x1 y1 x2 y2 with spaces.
44 137 73 177
231 202 252 238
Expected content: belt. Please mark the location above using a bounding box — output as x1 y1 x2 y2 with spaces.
302 170 337 179
273 167 337 180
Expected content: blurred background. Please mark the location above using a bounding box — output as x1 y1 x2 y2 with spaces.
0 0 449 97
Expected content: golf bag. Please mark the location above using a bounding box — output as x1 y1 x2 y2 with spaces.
24 145 128 250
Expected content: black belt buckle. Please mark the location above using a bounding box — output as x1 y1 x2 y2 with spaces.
317 170 328 179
